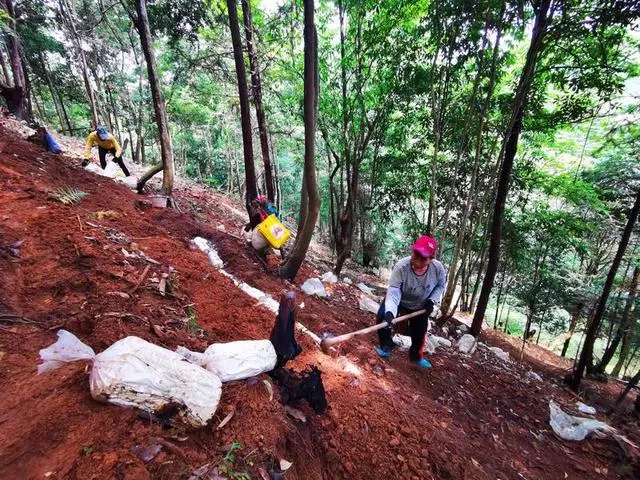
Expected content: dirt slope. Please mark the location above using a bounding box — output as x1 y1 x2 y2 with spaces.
0 121 638 479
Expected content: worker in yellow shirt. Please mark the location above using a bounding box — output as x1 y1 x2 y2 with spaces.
82 126 130 176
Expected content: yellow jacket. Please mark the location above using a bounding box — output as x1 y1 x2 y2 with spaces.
84 131 122 159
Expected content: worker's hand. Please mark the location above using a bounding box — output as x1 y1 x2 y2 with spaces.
424 299 434 312
383 311 395 330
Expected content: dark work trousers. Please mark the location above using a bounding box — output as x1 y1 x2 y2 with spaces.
99 146 130 176
376 301 433 362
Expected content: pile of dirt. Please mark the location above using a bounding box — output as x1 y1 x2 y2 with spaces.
0 119 638 479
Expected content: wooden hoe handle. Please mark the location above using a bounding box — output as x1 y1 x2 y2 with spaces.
321 309 426 349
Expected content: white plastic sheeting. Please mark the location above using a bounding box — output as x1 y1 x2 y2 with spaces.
192 237 322 345
39 330 222 427
549 400 615 441
176 340 277 382
301 278 328 297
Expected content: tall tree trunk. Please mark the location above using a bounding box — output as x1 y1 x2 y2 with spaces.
241 0 275 203
226 0 259 227
561 303 583 358
612 312 638 378
493 264 507 329
38 51 68 133
440 10 504 314
280 0 319 280
59 0 98 128
0 39 10 85
471 0 553 336
597 265 640 373
570 187 640 390
0 0 30 121
134 0 174 196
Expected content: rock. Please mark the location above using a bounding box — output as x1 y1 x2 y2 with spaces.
321 272 338 283
379 267 392 281
424 335 452 354
301 278 328 297
576 402 596 415
343 462 354 474
359 295 379 314
216 224 226 232
343 277 353 284
526 371 543 382
389 437 400 447
135 199 153 211
458 324 470 334
392 334 412 350
397 454 405 462
357 282 374 296
457 334 477 354
488 346 510 362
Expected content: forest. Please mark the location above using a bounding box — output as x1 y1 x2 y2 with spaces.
1 0 640 393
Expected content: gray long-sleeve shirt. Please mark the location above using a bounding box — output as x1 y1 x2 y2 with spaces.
384 256 447 316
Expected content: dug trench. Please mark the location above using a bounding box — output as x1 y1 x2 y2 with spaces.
0 121 639 479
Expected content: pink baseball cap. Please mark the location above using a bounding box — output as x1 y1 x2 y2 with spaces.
412 235 437 258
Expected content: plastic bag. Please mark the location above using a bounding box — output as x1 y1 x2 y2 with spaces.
176 340 277 382
549 400 615 441
301 278 328 297
38 329 96 373
39 330 222 427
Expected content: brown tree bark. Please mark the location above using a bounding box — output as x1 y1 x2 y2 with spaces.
570 187 640 390
597 265 640 373
280 0 319 280
134 0 175 196
226 0 259 227
58 0 99 128
0 0 30 121
241 0 276 203
471 0 554 336
561 303 583 358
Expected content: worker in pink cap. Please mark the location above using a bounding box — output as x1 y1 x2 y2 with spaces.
374 235 446 368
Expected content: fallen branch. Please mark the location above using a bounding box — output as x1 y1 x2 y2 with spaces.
130 265 151 294
0 314 36 324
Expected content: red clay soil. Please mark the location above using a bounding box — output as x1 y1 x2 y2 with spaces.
0 120 639 480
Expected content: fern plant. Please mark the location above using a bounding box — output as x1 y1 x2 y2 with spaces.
50 187 88 205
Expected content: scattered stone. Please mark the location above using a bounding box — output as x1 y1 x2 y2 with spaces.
359 295 379 314
216 224 226 232
576 402 596 415
357 282 374 296
488 346 510 362
526 371 543 382
321 272 338 283
457 334 477 354
390 437 400 447
343 277 353 284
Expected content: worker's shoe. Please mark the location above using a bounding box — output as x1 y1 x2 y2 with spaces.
413 358 432 369
374 346 392 358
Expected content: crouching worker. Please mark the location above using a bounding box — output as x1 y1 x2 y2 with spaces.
374 235 446 369
82 126 130 176
28 126 62 154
